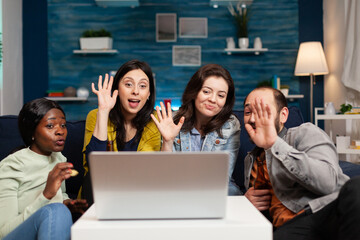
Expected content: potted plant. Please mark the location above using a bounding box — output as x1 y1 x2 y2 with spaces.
80 29 113 50
257 80 271 87
280 85 290 96
228 2 249 49
340 103 352 114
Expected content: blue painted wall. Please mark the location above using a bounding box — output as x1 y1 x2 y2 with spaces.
45 0 300 121
23 0 48 103
298 0 325 125
24 0 325 122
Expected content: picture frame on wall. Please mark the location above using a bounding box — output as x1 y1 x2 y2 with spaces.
156 13 177 42
172 45 201 66
179 18 208 38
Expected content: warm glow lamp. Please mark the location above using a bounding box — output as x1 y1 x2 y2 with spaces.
294 41 329 123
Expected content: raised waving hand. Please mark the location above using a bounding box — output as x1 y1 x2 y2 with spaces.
151 102 185 151
91 74 119 140
91 74 118 113
244 97 278 150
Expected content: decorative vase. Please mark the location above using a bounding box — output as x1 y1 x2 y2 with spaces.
77 87 90 98
226 37 235 49
79 37 113 50
64 86 77 97
325 102 336 115
254 37 262 49
280 88 289 96
238 37 249 49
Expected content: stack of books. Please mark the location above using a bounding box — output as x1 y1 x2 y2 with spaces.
47 90 64 97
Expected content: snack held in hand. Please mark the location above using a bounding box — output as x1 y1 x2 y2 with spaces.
70 169 79 177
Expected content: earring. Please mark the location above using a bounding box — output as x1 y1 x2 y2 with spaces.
32 137 34 141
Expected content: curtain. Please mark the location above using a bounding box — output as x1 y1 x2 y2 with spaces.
341 0 360 91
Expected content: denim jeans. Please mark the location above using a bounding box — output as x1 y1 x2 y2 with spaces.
4 203 72 240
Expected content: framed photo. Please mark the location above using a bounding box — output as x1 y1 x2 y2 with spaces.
172 45 201 66
156 13 177 42
179 18 208 38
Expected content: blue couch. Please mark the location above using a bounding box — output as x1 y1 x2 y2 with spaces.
1 106 360 198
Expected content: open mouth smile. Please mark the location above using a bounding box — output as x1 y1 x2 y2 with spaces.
128 99 140 108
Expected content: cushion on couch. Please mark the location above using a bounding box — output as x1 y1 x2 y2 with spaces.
63 120 86 199
0 115 24 160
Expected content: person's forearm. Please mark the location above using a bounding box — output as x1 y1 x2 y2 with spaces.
268 134 341 194
93 110 109 141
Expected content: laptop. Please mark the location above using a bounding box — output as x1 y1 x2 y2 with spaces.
89 151 229 220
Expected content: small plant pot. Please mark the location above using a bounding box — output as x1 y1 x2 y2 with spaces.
238 37 249 49
80 37 113 50
280 88 289 96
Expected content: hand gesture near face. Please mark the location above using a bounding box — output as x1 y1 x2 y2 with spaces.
244 98 278 150
43 162 73 200
151 102 185 151
91 74 119 113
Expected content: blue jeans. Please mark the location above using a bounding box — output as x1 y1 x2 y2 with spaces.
4 203 72 240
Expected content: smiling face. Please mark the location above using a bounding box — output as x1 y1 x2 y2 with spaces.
30 108 67 156
194 76 229 124
118 69 151 120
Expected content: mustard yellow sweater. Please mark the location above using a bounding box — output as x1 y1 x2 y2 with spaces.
82 109 161 175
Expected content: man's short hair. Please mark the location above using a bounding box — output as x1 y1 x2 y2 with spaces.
243 86 288 113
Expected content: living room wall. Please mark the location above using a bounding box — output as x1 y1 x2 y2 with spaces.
44 0 300 120
24 0 327 122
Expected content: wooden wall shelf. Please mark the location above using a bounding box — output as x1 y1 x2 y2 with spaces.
73 49 118 55
45 97 88 102
224 48 268 55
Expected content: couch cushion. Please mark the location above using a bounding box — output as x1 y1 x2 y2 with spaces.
63 120 86 199
0 115 25 160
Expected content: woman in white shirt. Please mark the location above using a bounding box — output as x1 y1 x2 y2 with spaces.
0 98 87 240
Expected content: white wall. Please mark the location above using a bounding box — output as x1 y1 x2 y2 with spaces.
0 0 23 115
323 0 359 162
323 0 346 132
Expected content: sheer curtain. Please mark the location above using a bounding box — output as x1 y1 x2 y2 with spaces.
341 0 360 163
341 0 360 91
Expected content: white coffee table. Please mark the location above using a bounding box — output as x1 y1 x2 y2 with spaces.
71 196 272 240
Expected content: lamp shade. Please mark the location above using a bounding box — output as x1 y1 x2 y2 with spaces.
294 41 329 76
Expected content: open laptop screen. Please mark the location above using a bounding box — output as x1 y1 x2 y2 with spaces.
89 151 229 220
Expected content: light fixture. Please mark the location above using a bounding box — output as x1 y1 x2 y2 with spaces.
294 41 329 123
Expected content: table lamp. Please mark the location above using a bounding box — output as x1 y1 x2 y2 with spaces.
294 41 329 123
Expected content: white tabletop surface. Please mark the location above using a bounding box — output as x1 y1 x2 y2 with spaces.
71 196 272 240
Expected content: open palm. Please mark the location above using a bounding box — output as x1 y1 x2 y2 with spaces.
91 74 118 113
244 98 278 149
151 102 184 143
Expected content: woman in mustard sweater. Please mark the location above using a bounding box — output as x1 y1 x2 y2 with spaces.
81 60 161 205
